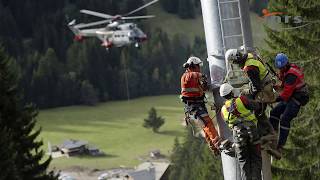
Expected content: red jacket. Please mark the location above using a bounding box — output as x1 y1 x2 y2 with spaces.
279 64 305 101
181 69 205 98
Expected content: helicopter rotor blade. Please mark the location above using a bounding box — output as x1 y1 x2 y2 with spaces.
80 9 114 19
124 0 159 16
68 19 77 26
121 15 155 20
74 19 111 29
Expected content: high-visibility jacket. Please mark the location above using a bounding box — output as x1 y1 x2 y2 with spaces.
181 69 204 98
221 97 257 128
280 63 306 101
243 53 268 81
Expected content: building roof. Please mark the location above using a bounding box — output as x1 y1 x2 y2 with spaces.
127 167 155 180
60 139 88 150
136 162 170 180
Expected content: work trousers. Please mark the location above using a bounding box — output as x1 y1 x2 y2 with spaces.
269 99 301 147
184 102 219 151
233 122 262 180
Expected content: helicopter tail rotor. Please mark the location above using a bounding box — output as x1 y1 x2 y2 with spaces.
68 19 80 34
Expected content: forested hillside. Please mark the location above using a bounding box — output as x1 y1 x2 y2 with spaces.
0 0 206 108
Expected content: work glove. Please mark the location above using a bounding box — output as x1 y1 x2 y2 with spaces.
241 88 251 95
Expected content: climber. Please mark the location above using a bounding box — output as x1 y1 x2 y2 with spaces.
225 48 276 142
180 56 221 154
269 53 309 159
220 83 262 180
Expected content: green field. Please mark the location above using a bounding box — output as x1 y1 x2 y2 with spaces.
37 95 191 170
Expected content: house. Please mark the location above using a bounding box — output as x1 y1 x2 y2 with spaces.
59 139 88 156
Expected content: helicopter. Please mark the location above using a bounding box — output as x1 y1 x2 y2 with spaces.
68 0 158 50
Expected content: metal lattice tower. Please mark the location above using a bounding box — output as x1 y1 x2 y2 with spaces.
217 0 254 87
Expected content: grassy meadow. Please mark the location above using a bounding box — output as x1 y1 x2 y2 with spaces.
37 95 190 170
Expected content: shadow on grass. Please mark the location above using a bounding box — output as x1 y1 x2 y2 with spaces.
76 153 118 159
43 127 93 133
43 122 127 133
158 130 184 137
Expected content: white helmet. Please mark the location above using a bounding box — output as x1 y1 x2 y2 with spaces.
225 49 240 63
238 45 245 52
219 83 234 97
186 56 203 66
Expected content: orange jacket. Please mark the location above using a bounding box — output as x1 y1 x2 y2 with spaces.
181 69 205 98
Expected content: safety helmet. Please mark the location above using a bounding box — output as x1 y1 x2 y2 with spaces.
275 53 288 69
219 83 234 97
225 49 242 64
239 45 245 52
183 56 203 68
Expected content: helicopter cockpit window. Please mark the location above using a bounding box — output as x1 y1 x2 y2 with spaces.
130 24 137 29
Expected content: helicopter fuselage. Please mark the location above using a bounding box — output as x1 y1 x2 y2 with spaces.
73 22 147 48
68 0 158 49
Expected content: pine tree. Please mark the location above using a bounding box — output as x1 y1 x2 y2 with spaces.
80 80 98 106
143 107 165 133
31 48 63 108
169 128 223 180
0 128 19 180
0 47 57 180
168 137 183 179
264 1 320 179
